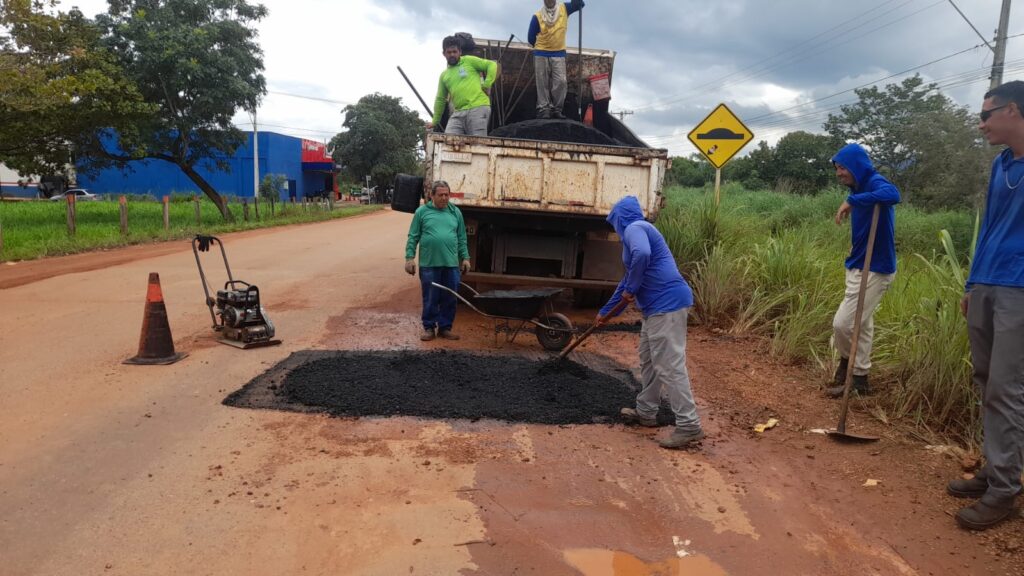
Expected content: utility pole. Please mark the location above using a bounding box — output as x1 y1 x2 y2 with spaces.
612 110 633 121
990 0 1012 90
251 110 260 203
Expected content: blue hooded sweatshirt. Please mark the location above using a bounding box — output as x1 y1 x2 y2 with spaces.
832 143 901 275
967 148 1024 289
598 196 693 318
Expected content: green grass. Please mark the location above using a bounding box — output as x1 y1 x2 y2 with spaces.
0 197 383 262
658 185 979 445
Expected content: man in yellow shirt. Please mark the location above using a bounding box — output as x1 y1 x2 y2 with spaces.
528 0 585 119
428 36 497 136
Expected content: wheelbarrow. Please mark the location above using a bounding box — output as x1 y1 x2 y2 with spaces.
430 282 576 351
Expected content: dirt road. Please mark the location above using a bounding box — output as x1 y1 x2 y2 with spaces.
0 210 1019 575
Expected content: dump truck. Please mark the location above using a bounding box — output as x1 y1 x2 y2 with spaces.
393 38 670 298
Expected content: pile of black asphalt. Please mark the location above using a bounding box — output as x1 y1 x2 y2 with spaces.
224 349 675 426
490 119 622 147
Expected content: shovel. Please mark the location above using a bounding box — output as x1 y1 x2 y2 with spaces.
828 203 882 443
558 298 629 359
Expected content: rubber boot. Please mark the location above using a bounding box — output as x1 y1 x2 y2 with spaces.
833 357 849 385
826 374 870 399
956 498 1017 531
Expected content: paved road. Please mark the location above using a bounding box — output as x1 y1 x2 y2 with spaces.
0 210 1011 575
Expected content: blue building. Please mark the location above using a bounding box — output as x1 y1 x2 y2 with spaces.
78 131 337 200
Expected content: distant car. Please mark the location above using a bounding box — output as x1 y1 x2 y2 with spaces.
50 188 99 201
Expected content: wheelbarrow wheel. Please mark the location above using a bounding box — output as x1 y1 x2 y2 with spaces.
537 313 573 351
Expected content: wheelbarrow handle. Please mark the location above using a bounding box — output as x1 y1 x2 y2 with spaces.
558 298 629 359
430 282 489 317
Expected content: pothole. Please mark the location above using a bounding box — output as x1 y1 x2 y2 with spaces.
224 350 674 425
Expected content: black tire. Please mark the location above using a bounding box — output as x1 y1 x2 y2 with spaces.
536 313 574 351
392 174 424 214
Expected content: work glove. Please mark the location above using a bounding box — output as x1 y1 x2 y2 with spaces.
405 259 416 275
460 259 471 273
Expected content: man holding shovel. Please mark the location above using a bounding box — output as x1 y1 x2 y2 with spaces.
596 196 704 449
948 80 1024 531
826 143 901 399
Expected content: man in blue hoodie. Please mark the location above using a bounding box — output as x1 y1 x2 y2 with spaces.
596 196 704 449
825 143 901 399
946 80 1024 531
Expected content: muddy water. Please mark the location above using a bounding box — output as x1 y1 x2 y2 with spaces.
564 548 729 576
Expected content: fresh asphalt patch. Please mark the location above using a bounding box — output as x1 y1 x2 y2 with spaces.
224 350 675 426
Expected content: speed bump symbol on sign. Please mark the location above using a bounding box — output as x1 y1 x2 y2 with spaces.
687 104 754 169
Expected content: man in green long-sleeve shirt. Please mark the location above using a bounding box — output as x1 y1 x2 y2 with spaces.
405 180 471 341
426 36 497 136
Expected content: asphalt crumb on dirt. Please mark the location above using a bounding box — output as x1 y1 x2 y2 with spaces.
225 350 674 425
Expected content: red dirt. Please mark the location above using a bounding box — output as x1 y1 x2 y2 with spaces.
1 210 1020 576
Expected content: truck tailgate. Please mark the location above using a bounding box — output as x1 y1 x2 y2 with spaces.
427 134 669 220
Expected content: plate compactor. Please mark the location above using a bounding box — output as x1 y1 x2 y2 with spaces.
192 235 281 349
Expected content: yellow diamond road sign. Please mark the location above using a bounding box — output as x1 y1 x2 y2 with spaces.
687 103 754 169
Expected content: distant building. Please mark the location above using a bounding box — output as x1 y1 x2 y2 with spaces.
0 163 73 198
77 132 338 200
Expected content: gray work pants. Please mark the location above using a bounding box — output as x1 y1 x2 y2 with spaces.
967 284 1024 504
445 106 491 136
832 268 894 375
534 56 567 116
635 307 702 432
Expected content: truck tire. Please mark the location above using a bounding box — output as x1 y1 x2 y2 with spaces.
392 174 424 214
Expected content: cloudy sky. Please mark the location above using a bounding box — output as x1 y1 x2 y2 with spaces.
62 0 1023 155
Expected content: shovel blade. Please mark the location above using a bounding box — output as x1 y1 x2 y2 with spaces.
826 429 880 443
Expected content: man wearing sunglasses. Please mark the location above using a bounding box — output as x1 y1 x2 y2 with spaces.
949 80 1024 531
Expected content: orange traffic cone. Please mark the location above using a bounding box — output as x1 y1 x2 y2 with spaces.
124 272 187 365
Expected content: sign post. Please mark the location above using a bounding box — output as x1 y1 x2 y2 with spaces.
687 103 754 206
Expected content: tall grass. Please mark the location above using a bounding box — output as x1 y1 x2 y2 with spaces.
658 185 979 445
0 197 381 262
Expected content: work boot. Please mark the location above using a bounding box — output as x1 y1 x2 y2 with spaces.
620 407 658 428
955 498 1017 531
948 470 1021 499
947 471 989 499
536 109 551 120
420 328 436 341
437 329 460 340
833 357 849 385
551 109 566 119
658 428 706 449
826 374 870 399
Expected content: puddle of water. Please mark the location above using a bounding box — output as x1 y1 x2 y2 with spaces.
563 549 728 576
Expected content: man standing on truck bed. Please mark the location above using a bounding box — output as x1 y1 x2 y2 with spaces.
528 0 585 119
405 180 471 341
597 196 705 450
428 36 497 136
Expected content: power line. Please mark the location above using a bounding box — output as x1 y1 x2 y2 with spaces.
631 0 911 112
266 90 351 106
233 122 337 136
633 0 937 112
945 0 995 51
640 34 1024 144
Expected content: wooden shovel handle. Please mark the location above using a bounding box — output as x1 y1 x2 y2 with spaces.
836 203 881 432
558 297 629 359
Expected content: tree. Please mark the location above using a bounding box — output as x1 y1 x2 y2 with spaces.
88 0 268 221
901 107 991 209
824 74 990 208
330 93 424 190
0 0 152 186
665 154 713 187
770 131 841 194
